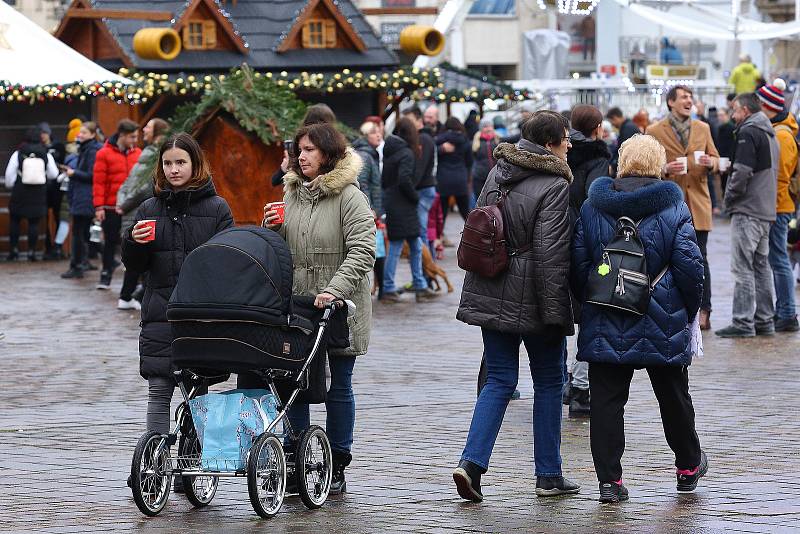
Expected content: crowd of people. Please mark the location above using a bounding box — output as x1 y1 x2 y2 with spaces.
4 76 799 504
454 79 799 504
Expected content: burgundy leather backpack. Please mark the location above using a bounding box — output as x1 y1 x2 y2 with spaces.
457 187 530 278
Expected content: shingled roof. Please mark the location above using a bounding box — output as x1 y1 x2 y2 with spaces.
87 0 397 72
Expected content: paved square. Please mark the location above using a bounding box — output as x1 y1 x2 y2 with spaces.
1 218 799 533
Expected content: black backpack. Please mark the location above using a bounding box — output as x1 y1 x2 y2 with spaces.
585 216 668 316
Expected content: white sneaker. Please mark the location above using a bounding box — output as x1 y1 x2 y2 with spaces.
117 298 141 310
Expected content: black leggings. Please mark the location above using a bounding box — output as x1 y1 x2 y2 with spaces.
589 362 701 482
9 215 40 252
440 194 471 228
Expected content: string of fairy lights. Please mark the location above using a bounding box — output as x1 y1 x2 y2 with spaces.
0 65 534 105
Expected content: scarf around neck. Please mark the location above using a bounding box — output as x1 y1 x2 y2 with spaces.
668 112 691 149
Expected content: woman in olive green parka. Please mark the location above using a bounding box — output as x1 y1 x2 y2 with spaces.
263 122 375 494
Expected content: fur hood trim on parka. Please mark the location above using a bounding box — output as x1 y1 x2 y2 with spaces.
284 148 363 197
588 177 684 220
493 141 574 183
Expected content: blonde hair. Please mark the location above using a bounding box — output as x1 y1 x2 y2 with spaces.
359 121 377 136
617 134 666 178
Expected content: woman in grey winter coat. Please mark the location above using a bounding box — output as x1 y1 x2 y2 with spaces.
453 111 580 502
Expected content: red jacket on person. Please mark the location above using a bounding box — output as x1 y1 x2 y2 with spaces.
93 135 142 210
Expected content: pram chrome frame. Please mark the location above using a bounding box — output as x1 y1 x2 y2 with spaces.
131 300 343 518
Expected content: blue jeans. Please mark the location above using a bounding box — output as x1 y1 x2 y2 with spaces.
769 213 797 320
417 186 436 239
383 237 426 293
287 355 356 454
461 328 567 476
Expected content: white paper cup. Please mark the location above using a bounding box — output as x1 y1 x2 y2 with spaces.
719 157 730 172
676 156 688 174
694 151 705 164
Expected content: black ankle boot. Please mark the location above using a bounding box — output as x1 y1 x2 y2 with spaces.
330 450 351 495
453 459 486 502
6 248 19 261
568 387 590 417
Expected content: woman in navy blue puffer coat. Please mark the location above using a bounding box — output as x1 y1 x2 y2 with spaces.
571 134 708 504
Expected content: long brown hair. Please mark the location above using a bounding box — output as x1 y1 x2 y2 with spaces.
395 117 421 158
153 132 212 194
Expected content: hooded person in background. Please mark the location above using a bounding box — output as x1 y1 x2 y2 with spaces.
756 79 800 332
728 54 761 95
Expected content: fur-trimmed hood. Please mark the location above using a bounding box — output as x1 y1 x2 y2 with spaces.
284 147 363 197
588 176 684 220
493 139 573 184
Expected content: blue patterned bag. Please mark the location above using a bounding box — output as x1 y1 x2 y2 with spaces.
189 389 281 471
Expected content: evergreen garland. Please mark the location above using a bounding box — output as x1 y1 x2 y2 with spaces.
170 65 307 145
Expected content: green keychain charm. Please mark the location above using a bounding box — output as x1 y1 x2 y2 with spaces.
597 263 611 276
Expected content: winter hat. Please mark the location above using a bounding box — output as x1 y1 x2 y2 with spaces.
37 122 52 136
479 118 493 129
492 116 506 128
66 118 82 143
757 78 787 112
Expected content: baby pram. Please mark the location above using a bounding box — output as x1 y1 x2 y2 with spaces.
129 226 349 519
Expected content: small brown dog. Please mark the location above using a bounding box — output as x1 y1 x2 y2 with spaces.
400 241 454 293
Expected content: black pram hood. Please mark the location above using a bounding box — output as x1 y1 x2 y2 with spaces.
168 226 294 324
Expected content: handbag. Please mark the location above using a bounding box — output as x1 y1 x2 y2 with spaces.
189 389 280 471
457 186 530 278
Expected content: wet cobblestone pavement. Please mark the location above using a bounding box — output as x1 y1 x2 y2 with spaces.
1 217 799 533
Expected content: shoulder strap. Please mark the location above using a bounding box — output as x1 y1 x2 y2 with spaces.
650 265 669 290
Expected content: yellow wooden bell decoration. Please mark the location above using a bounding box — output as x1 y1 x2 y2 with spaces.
133 28 181 61
399 25 444 57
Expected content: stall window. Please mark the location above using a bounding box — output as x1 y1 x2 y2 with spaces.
183 20 217 50
302 19 336 48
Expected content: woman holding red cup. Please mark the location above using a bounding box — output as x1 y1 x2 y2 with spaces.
251 122 375 494
122 133 233 489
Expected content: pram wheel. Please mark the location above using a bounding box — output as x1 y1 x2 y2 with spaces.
295 425 333 509
131 430 172 516
178 427 218 507
247 432 286 518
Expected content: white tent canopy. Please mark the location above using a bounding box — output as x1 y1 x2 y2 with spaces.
0 2 131 86
616 0 800 41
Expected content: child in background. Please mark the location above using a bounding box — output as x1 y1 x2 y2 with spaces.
374 212 388 299
427 192 444 260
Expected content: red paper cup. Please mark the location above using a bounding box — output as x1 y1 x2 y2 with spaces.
269 202 286 224
140 219 156 242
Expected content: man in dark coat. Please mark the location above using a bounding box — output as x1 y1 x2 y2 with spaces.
606 107 640 173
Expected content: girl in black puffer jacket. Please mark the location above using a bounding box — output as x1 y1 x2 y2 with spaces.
122 133 233 436
567 105 611 224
